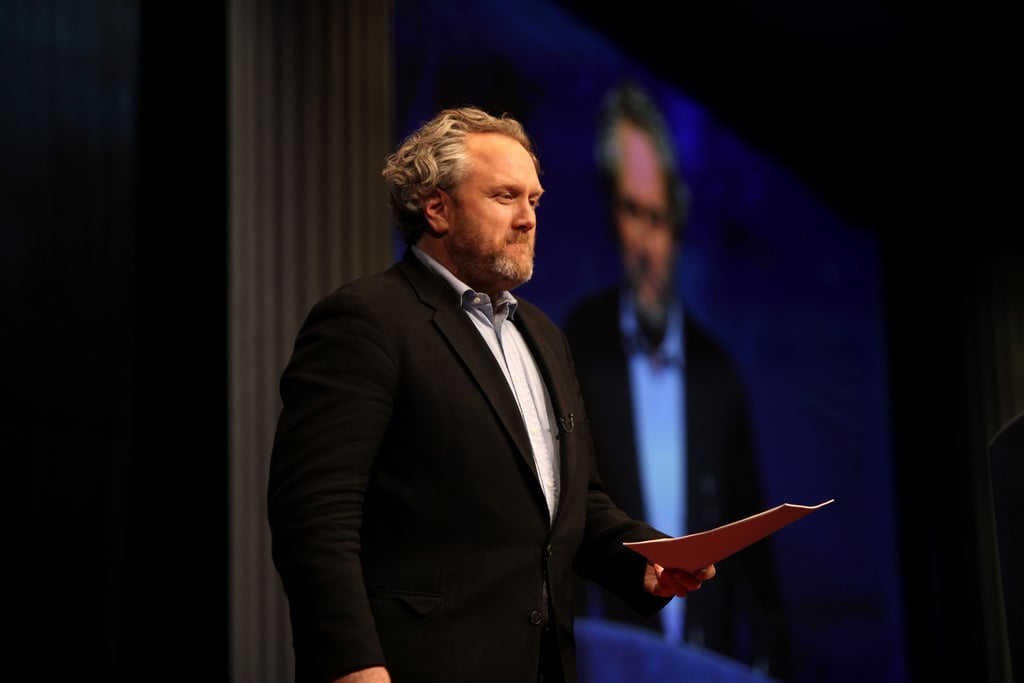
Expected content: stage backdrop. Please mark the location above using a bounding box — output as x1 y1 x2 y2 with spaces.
391 2 906 681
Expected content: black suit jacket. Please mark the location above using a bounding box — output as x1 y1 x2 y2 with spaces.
267 250 670 683
563 286 792 680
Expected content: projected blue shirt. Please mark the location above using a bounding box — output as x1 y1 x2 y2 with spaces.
619 287 686 645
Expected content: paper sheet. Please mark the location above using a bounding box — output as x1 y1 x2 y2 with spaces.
624 499 834 572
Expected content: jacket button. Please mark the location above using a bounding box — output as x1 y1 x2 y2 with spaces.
528 610 544 625
546 544 553 557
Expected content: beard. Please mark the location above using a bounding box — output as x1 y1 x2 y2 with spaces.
447 221 534 295
625 252 673 348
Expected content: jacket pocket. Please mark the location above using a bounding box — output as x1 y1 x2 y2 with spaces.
370 588 444 617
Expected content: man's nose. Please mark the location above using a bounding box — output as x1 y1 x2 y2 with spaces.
515 199 537 230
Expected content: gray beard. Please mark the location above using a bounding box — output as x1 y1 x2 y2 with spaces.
448 236 533 295
635 299 668 349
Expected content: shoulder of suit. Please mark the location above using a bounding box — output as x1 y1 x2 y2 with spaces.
511 295 551 324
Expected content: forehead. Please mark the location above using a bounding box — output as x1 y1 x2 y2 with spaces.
464 133 541 187
616 124 664 184
614 122 667 203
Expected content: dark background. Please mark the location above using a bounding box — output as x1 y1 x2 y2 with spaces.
553 0 1021 241
5 1 1020 681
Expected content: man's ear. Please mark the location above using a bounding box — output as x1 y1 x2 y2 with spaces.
423 189 450 235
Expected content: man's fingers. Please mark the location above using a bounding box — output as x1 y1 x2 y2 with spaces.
696 564 716 580
656 565 701 596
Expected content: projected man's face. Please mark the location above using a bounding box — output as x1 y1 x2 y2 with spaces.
611 121 677 333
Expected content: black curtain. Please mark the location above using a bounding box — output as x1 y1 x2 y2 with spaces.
6 2 228 680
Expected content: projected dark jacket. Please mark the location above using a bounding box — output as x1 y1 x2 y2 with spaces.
563 285 792 681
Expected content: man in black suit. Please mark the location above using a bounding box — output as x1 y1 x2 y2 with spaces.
563 82 791 680
267 106 715 683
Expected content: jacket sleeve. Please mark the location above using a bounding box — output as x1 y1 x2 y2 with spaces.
266 287 396 682
572 423 673 618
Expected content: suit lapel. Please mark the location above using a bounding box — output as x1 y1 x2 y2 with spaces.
512 304 578 516
397 251 537 476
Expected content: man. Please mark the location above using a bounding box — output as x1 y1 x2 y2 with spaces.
563 82 791 679
267 106 715 683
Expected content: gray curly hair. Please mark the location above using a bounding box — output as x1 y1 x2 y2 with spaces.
382 106 541 245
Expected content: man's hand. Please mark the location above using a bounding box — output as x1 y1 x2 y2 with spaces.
332 666 391 682
644 562 715 598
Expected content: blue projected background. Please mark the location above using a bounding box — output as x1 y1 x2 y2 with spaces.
392 1 906 681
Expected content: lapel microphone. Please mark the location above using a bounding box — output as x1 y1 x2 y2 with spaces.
558 413 575 433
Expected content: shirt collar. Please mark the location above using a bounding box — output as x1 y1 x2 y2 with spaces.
618 286 684 366
411 245 518 319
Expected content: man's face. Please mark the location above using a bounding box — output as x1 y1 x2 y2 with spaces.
443 132 544 298
612 122 677 312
